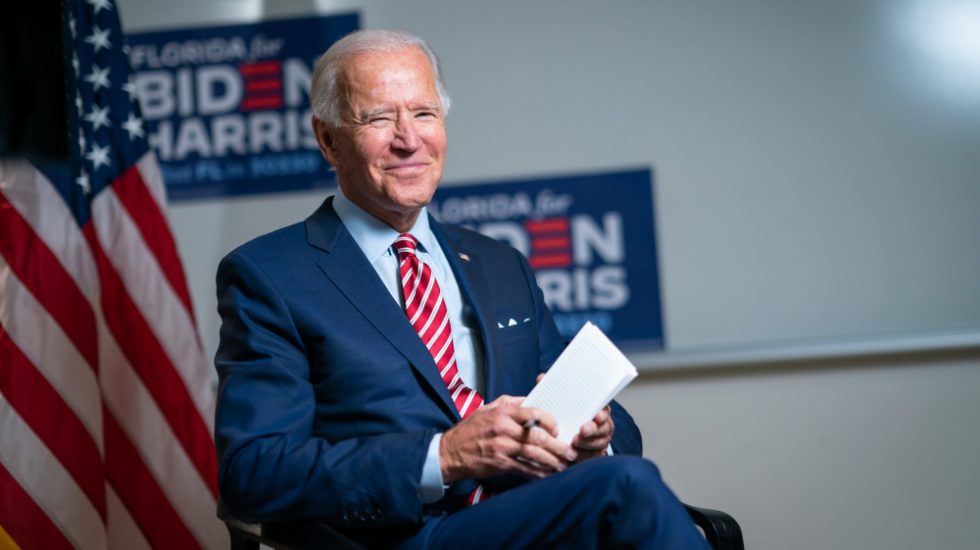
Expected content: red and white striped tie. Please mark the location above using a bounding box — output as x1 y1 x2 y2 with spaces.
395 233 484 419
395 234 488 505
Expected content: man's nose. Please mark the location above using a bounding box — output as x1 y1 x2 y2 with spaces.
391 117 422 152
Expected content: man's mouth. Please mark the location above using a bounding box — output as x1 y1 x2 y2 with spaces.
385 162 428 173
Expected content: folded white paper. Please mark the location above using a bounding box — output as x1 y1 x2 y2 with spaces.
522 322 638 444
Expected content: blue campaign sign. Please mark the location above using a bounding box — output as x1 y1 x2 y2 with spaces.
431 169 664 349
125 14 359 200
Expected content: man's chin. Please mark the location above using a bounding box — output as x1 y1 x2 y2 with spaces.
386 186 439 210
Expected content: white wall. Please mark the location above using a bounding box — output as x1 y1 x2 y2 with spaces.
618 351 980 549
119 1 980 548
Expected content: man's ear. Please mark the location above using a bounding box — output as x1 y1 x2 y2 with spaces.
312 117 340 168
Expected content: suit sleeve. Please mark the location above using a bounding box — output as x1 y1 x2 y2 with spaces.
515 248 643 456
214 250 432 526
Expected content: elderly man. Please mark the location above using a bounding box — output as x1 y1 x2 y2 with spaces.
215 29 708 548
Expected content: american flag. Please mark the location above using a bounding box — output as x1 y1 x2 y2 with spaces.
0 0 224 548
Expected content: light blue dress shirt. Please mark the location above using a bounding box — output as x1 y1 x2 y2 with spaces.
332 190 485 502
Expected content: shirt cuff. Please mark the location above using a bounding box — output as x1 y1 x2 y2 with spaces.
418 433 446 503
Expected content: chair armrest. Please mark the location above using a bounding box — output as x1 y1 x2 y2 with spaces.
218 502 364 550
685 504 744 550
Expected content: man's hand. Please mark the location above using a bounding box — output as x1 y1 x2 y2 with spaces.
439 395 577 483
571 405 614 462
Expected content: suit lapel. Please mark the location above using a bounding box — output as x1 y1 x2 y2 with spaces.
306 199 460 421
430 218 505 400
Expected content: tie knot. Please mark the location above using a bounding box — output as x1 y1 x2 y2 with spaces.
394 233 419 259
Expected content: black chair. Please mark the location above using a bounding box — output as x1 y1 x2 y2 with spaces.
685 504 744 550
220 501 744 550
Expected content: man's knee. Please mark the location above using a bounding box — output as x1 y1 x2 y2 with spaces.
572 456 667 506
618 457 672 514
568 456 696 547
611 455 662 482
579 456 662 485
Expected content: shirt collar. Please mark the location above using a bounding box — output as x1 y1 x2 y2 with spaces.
332 188 438 262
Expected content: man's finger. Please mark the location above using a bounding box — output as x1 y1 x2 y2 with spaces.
584 407 614 438
572 436 610 451
508 457 552 479
579 414 611 435
486 394 524 409
513 443 567 474
506 416 577 463
592 406 611 425
579 420 598 437
523 424 577 463
514 407 559 439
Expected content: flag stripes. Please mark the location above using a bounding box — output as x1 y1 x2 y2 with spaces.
106 486 152 550
98 325 223 544
111 164 195 319
0 254 103 443
0 393 106 549
0 327 106 520
90 189 215 431
0 162 101 302
84 218 218 496
1 156 223 547
0 193 99 368
103 413 203 549
0 463 74 550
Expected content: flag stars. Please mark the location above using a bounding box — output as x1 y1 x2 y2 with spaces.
87 0 112 14
85 26 111 52
69 14 76 38
85 104 110 131
72 53 80 76
86 143 111 171
84 64 111 91
76 171 92 194
122 78 139 102
122 112 144 140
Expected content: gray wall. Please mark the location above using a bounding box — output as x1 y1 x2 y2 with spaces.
119 1 980 548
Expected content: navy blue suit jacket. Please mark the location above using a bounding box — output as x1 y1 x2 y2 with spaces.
214 197 642 529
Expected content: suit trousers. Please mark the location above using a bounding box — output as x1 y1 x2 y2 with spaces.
397 456 710 549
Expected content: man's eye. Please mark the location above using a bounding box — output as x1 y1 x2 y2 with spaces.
416 111 437 120
369 116 393 125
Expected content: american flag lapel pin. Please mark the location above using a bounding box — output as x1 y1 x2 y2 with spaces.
458 252 470 262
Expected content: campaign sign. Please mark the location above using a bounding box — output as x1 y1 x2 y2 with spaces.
125 14 359 200
431 169 664 349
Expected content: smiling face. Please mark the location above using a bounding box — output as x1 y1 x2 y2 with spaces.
313 46 447 232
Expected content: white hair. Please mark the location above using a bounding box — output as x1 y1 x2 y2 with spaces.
310 29 452 127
